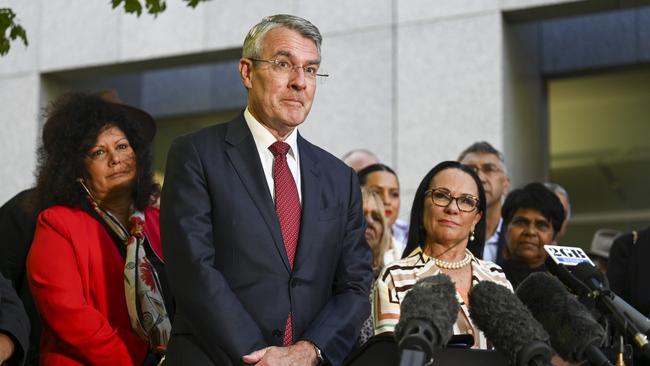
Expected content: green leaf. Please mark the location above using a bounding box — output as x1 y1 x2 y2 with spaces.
0 8 28 56
111 0 124 10
10 25 28 46
184 0 205 8
144 0 166 16
123 0 143 16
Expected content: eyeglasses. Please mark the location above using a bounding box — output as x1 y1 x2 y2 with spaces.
509 216 552 233
467 164 503 175
249 58 330 80
425 188 480 212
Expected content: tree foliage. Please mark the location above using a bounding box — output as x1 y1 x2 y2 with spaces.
0 0 208 57
111 0 207 17
0 8 28 56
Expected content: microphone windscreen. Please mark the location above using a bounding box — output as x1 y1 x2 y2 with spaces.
516 272 605 363
571 262 608 289
395 274 459 346
469 281 551 366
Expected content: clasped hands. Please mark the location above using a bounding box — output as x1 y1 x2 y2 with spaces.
242 340 318 366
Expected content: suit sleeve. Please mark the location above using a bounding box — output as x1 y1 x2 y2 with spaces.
0 273 29 366
27 211 134 365
607 233 632 301
160 136 267 363
300 169 373 365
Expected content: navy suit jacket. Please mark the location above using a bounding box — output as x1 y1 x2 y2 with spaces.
160 114 373 366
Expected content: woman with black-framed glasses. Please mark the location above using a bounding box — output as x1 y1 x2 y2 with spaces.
372 161 513 349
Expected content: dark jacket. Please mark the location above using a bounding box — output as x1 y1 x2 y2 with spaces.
161 114 373 366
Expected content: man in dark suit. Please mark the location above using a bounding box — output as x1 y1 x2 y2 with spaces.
0 273 29 366
161 14 373 366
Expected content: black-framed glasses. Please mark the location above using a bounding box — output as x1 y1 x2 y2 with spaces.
249 58 330 79
425 188 479 212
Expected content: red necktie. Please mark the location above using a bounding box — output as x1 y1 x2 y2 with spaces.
269 141 301 346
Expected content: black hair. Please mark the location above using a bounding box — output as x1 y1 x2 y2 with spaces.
501 182 565 238
403 161 487 259
34 92 158 211
357 163 398 186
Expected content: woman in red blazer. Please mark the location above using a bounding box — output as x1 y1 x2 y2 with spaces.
27 92 172 366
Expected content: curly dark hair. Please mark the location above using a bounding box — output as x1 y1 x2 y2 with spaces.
34 92 158 211
403 161 487 259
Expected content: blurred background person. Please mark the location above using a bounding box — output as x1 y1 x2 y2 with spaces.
544 182 571 244
357 187 392 345
458 142 510 264
0 188 40 365
342 148 380 172
358 163 408 256
27 92 172 366
607 225 650 366
608 225 650 316
587 228 620 273
0 272 29 366
361 187 394 274
500 182 565 288
373 161 512 350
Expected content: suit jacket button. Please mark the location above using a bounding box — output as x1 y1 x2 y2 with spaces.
291 279 298 288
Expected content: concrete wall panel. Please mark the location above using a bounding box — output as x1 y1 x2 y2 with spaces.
399 0 498 23
40 0 120 71
0 1 39 76
0 74 40 202
296 0 392 34
397 13 503 194
203 0 295 51
301 28 393 164
120 0 206 61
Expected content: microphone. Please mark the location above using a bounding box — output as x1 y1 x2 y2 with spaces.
394 274 459 366
469 281 553 366
571 262 650 335
545 247 650 359
516 272 613 366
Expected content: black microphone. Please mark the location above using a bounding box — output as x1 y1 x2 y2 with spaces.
546 258 650 359
394 274 459 366
516 272 613 366
571 262 650 335
469 281 553 366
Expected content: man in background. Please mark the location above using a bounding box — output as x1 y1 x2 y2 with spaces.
459 141 510 264
341 149 379 172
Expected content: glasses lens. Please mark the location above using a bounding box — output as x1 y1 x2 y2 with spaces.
457 196 478 212
430 190 451 207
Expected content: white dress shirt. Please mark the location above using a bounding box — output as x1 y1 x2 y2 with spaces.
482 218 503 262
244 107 302 203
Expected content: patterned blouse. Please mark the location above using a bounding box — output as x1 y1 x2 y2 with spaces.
372 246 513 349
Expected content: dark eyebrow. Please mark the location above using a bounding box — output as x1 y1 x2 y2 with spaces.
272 50 321 65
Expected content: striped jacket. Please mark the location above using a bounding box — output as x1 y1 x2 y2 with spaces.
372 246 513 349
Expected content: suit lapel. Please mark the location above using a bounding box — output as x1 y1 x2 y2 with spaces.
225 115 290 272
295 134 321 271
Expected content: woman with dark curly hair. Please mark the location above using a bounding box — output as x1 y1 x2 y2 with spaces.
27 92 172 366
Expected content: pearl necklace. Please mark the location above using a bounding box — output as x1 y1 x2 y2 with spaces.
432 249 473 270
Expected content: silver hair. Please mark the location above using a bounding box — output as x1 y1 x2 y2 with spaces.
242 14 322 61
544 182 571 219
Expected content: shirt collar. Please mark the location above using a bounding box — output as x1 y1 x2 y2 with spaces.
244 107 299 159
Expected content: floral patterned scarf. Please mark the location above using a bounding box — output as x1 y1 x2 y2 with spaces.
80 181 171 355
